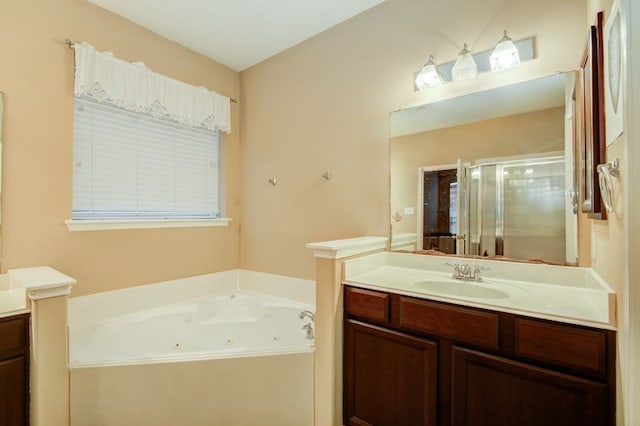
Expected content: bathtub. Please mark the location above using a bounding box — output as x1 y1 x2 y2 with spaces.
69 269 315 426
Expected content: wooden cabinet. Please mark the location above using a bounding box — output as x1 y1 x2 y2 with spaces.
343 286 615 426
344 320 437 426
0 314 29 426
451 347 607 426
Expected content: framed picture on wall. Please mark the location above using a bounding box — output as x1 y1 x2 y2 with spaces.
604 0 624 145
579 12 606 220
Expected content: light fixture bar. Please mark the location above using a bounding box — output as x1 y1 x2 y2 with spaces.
413 36 534 91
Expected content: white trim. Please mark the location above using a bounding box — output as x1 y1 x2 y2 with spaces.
8 266 76 301
26 285 74 301
306 236 388 259
65 218 231 231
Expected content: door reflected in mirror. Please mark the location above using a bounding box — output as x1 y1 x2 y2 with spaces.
421 167 459 255
390 73 579 265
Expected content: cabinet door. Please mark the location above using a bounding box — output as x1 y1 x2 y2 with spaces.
345 319 437 426
451 347 608 426
0 356 27 426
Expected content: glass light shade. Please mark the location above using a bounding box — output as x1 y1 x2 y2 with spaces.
451 44 478 81
415 55 443 90
490 31 521 71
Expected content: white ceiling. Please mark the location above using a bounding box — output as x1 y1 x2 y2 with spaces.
87 0 386 71
390 73 568 138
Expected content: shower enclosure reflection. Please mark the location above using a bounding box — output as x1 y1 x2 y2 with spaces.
469 155 566 263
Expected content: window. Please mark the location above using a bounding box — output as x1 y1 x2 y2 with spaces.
71 96 223 224
68 41 231 230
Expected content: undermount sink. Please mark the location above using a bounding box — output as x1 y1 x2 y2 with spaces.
413 280 510 299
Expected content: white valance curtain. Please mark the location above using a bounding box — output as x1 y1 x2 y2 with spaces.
73 42 230 133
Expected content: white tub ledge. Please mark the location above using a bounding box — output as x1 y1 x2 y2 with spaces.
306 236 388 259
9 266 76 300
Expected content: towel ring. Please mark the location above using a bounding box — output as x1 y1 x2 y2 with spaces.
596 159 620 213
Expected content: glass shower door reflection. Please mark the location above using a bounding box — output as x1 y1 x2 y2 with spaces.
468 156 567 264
501 160 566 263
469 165 498 257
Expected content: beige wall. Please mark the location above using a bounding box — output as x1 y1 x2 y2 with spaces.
621 0 640 423
584 0 622 311
240 0 587 279
390 107 565 234
0 0 241 296
584 1 628 425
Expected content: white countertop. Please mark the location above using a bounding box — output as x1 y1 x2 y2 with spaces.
344 252 616 330
0 287 29 319
0 266 77 318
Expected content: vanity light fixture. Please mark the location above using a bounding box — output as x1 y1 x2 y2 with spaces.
414 33 532 91
490 30 521 71
451 44 478 81
415 55 444 90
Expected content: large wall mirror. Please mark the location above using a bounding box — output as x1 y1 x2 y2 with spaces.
390 73 579 265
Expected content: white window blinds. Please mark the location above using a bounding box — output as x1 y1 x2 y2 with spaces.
72 97 221 220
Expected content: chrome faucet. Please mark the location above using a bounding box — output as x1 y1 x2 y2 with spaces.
299 310 315 340
299 310 315 322
302 323 315 340
446 263 488 282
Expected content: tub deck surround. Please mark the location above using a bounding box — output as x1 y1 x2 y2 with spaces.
68 269 315 368
344 252 616 329
69 289 315 368
69 268 314 327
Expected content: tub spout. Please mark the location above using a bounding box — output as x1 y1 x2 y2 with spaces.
299 310 315 322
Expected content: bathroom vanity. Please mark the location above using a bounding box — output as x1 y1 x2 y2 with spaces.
342 252 616 426
0 313 29 426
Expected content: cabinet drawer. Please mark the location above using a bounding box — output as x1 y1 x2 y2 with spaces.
514 318 607 377
0 316 28 357
396 296 499 351
345 287 390 324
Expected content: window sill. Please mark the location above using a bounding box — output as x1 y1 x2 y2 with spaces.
65 218 232 232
